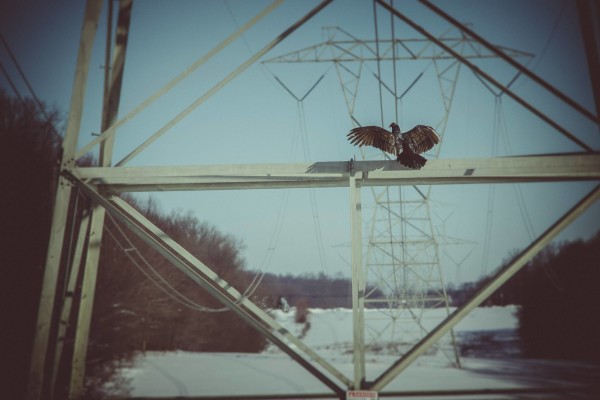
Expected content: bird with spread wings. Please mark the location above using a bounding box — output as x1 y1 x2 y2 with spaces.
347 122 440 169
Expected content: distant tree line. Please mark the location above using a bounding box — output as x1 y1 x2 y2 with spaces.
1 90 63 398
0 91 266 397
249 233 600 363
258 271 385 310
516 234 600 362
89 199 269 357
82 197 274 396
447 233 600 363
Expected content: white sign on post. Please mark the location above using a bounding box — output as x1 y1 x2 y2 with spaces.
346 390 378 400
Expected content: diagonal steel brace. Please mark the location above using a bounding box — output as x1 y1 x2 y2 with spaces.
376 0 594 152
64 170 351 395
371 183 600 391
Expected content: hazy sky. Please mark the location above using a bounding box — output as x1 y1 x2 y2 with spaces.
1 0 598 284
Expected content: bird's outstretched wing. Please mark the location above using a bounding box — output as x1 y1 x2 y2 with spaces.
347 126 396 155
403 125 440 154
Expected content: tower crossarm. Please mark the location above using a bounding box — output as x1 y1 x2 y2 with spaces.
262 29 533 64
73 154 600 193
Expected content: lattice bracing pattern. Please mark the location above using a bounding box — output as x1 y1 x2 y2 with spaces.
25 1 599 398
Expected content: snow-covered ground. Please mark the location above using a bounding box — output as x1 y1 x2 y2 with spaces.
102 306 600 398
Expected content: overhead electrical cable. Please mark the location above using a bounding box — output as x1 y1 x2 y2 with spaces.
214 1 292 290
481 98 501 277
0 33 51 122
494 99 536 241
105 221 220 312
274 74 329 274
258 190 290 271
390 0 399 124
515 0 567 89
0 60 24 102
372 0 385 127
494 100 563 290
105 212 264 313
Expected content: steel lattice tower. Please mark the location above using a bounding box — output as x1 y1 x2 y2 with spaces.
263 25 533 368
25 1 599 398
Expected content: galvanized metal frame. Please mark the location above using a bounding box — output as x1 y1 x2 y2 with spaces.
27 1 600 399
26 2 104 399
65 156 600 397
349 171 366 388
74 153 600 191
49 211 90 395
68 2 132 397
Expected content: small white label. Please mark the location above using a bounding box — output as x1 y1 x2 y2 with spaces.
346 390 378 400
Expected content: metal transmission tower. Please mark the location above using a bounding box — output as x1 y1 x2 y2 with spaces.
263 25 533 367
27 1 599 398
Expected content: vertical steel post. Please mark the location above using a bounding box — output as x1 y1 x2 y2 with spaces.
26 1 103 399
50 212 90 395
68 209 105 399
349 172 366 388
69 1 132 397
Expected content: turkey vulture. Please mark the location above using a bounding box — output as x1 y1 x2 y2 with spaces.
347 123 440 169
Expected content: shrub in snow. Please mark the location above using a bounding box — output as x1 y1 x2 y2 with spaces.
295 298 310 324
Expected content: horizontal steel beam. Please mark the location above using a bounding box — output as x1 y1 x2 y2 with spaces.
73 153 600 192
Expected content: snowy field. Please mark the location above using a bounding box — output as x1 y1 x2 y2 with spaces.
102 306 600 399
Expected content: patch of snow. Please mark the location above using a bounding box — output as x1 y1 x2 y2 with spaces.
102 306 598 398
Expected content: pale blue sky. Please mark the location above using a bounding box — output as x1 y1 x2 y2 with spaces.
2 0 598 283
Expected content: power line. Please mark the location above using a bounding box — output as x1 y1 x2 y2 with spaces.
372 0 385 126
481 98 501 277
273 73 330 275
517 0 567 86
390 0 399 123
0 60 24 102
105 212 260 313
0 32 51 121
493 100 563 291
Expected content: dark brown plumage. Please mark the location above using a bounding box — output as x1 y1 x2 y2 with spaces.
347 122 440 169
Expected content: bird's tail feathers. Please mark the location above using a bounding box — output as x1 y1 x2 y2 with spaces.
397 152 426 169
